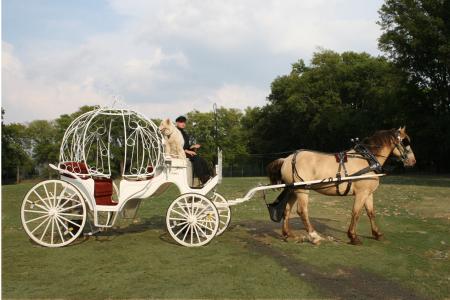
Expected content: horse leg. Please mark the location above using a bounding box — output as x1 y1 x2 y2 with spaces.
365 193 383 240
296 191 323 245
347 191 368 245
281 191 299 241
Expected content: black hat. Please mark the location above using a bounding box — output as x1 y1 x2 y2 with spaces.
175 116 187 122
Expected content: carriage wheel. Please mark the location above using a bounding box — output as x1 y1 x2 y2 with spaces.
166 193 219 247
21 180 87 247
210 192 231 236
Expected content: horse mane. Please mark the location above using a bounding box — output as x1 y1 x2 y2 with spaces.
362 129 400 155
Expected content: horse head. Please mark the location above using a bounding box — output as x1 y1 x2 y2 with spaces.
392 126 416 167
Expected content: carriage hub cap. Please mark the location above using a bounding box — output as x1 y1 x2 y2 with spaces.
48 208 58 216
187 215 197 225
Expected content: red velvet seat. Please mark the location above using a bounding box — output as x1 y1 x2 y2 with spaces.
94 178 117 206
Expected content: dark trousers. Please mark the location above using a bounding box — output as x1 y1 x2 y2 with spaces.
189 155 211 184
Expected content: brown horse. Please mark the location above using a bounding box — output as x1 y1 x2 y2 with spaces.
266 127 416 245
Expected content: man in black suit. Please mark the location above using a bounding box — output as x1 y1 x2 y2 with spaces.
175 116 211 184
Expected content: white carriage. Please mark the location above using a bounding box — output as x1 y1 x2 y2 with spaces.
21 108 231 248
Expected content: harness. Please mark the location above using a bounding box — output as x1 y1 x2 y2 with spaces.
290 141 383 196
335 152 352 196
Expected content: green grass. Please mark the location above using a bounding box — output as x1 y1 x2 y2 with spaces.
2 176 450 299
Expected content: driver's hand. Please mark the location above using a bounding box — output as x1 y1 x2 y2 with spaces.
186 150 197 156
191 144 201 149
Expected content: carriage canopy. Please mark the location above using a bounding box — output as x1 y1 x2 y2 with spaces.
59 107 164 179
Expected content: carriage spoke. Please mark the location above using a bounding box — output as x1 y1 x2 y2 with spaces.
170 221 188 228
58 193 79 210
174 223 189 236
55 216 75 237
32 190 51 210
195 205 209 218
53 182 57 208
55 187 68 208
43 184 52 208
168 217 187 221
195 223 207 238
58 212 84 218
25 214 49 224
196 222 214 232
57 215 82 227
24 209 48 214
175 202 189 217
193 224 201 242
58 203 82 213
171 208 188 219
39 217 52 241
55 217 65 243
183 197 192 216
30 202 49 212
190 224 194 244
30 216 50 234
182 224 190 242
51 218 55 244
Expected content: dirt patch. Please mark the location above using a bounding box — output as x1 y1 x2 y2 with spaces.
237 219 426 300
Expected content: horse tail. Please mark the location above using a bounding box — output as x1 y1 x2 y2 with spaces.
266 158 285 184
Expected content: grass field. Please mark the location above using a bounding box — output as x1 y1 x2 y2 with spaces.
2 176 450 299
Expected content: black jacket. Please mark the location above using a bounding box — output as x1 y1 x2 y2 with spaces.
177 128 190 150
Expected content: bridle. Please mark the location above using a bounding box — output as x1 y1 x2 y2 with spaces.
394 130 412 163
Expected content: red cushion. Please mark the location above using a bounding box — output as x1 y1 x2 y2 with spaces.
94 179 113 197
95 196 116 206
94 179 117 206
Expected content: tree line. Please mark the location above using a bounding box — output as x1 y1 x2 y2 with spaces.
2 0 449 183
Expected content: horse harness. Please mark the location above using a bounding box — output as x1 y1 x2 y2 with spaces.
290 142 383 196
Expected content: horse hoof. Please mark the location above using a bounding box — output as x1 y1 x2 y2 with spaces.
349 238 362 245
374 233 384 241
308 231 323 245
311 238 322 245
282 234 299 242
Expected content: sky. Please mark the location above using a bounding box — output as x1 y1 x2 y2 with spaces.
2 0 384 123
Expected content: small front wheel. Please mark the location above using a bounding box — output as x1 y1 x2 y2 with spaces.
210 192 231 236
21 180 87 247
166 193 219 247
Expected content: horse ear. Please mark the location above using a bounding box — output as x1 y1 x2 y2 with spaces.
165 118 171 125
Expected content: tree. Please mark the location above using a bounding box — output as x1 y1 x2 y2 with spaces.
378 0 450 171
2 109 34 183
185 108 249 169
378 0 450 112
243 50 408 156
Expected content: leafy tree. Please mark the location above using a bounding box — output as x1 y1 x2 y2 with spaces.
378 0 450 171
378 0 450 112
243 50 408 156
185 108 249 169
2 109 34 183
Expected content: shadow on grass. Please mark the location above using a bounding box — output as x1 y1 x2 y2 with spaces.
239 219 426 300
85 215 180 246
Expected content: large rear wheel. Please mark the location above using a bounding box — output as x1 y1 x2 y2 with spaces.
21 180 87 247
